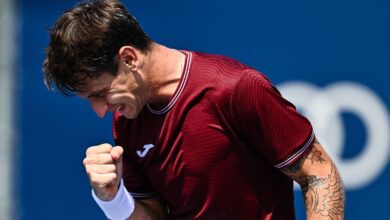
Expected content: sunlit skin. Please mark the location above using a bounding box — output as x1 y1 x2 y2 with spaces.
79 70 148 119
78 44 186 119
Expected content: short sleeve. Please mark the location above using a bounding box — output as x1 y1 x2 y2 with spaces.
113 113 157 199
230 70 315 168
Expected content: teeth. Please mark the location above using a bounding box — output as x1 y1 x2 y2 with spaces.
117 105 126 116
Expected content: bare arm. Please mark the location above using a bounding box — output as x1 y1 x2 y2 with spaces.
281 139 345 220
126 198 167 220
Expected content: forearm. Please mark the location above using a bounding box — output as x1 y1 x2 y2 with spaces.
298 162 345 220
92 179 167 220
125 199 167 220
281 140 345 220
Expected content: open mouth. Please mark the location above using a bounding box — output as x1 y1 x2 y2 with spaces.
116 105 128 116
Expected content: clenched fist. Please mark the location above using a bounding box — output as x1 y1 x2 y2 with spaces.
83 143 124 201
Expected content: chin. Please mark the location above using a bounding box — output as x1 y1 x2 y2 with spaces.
123 109 140 119
124 114 136 119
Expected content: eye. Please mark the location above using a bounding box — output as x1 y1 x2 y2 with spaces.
88 82 112 99
89 90 106 99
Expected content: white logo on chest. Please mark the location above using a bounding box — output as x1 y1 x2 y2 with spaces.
137 144 155 158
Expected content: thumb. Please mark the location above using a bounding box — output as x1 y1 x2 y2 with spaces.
111 146 124 161
111 146 124 184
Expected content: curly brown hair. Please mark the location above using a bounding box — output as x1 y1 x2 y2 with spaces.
43 0 152 96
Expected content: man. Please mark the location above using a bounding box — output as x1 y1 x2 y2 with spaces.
43 0 345 219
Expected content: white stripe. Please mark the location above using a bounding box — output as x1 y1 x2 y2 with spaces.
147 51 192 114
275 131 315 169
0 0 16 219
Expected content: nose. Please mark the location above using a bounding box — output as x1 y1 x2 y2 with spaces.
89 98 109 118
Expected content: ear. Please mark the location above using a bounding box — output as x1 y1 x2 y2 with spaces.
118 46 141 71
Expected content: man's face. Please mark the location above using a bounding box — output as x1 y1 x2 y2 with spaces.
78 70 147 119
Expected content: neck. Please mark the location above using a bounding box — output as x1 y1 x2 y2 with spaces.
142 43 186 105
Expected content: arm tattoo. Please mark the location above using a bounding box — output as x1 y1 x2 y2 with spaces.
298 163 345 220
283 140 324 175
306 143 325 164
281 141 345 219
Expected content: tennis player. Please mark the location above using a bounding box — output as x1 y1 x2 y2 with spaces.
43 0 345 219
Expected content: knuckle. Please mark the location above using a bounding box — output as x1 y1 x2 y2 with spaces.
89 172 98 182
85 147 93 156
98 154 113 164
87 164 116 175
83 158 90 165
90 173 105 185
110 173 118 181
86 143 113 156
109 164 117 173
100 143 112 151
85 164 94 172
85 165 96 175
90 165 102 174
86 146 98 156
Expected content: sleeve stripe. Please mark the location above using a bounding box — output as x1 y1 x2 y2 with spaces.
274 131 315 169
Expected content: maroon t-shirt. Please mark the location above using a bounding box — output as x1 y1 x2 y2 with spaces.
113 51 314 219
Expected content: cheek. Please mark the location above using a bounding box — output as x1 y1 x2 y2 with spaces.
106 93 135 105
114 95 144 113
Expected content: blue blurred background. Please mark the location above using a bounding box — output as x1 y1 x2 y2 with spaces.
1 0 389 219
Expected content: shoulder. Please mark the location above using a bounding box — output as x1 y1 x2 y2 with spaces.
187 52 266 95
190 51 252 74
190 51 275 92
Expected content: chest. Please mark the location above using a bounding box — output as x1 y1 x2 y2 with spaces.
128 105 235 179
129 106 246 202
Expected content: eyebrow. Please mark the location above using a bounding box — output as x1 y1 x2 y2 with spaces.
86 82 112 99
